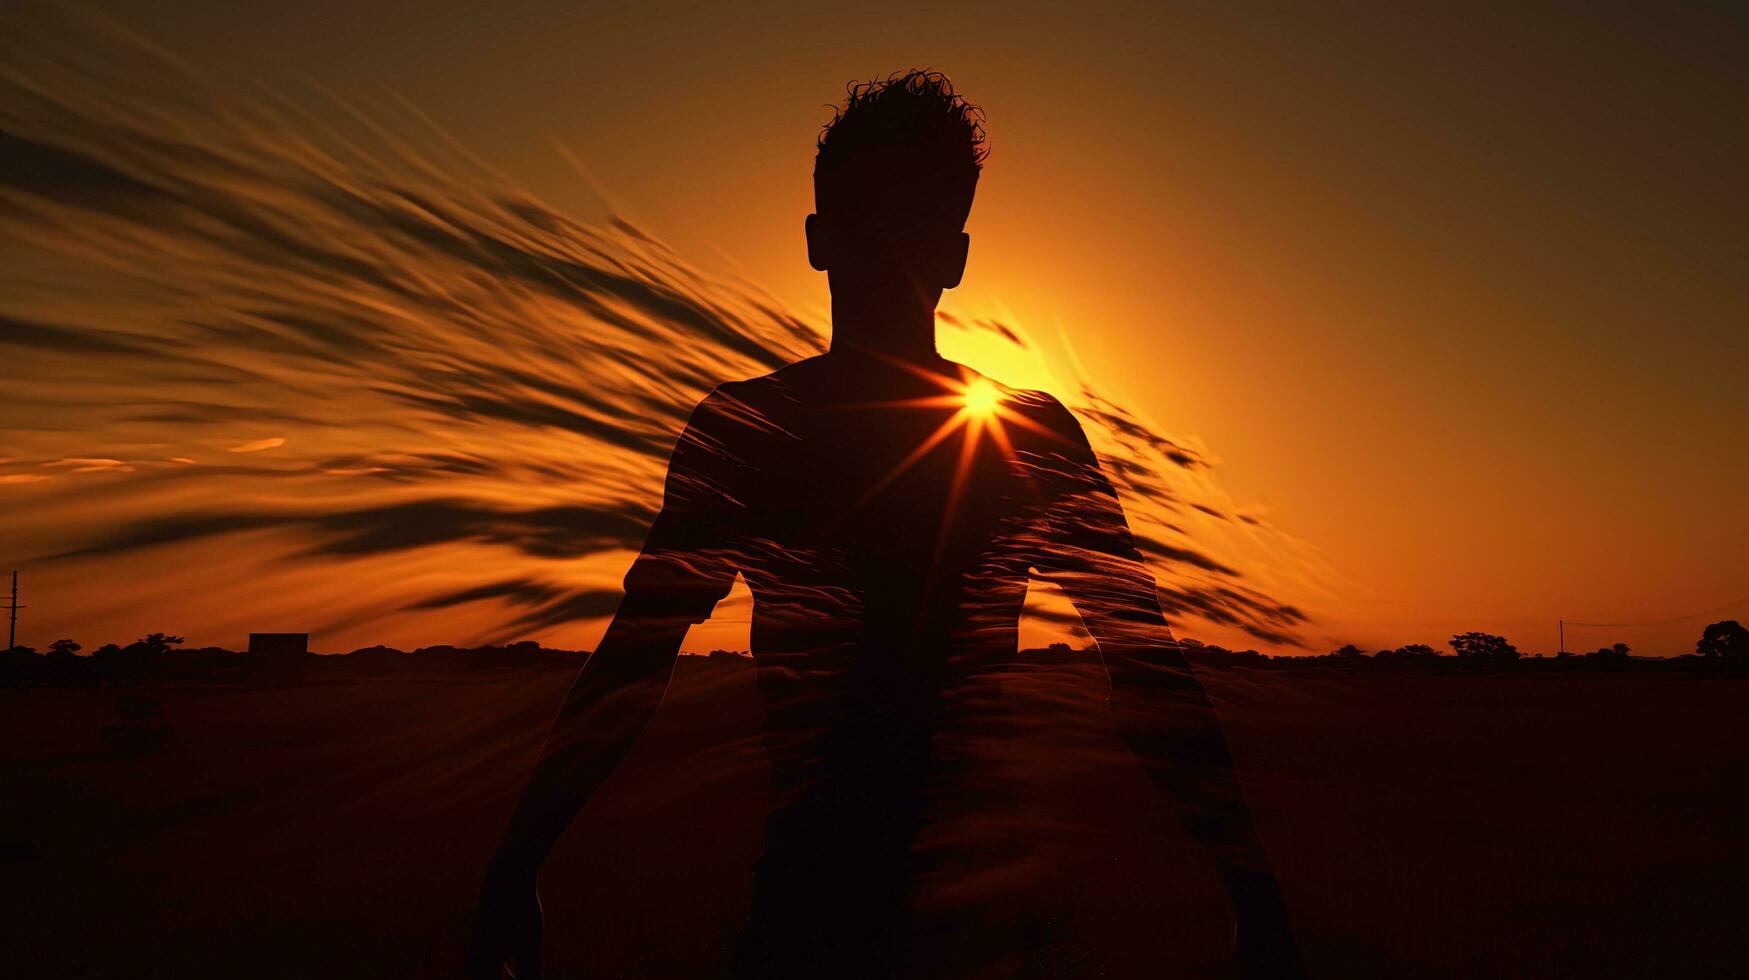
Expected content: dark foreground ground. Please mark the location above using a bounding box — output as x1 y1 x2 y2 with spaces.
3 655 1746 979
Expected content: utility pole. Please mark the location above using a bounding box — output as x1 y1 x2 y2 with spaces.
4 571 21 651
1558 618 1564 656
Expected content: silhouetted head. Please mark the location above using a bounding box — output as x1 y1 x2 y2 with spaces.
808 70 986 354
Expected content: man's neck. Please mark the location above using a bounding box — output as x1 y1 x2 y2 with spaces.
827 296 938 363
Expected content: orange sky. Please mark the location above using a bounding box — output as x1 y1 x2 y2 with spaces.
6 3 1747 655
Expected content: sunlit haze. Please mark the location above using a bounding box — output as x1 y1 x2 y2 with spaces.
4 3 1745 656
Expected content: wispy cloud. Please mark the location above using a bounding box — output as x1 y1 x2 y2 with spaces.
228 437 287 453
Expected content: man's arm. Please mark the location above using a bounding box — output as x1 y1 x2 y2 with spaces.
470 391 742 978
1028 400 1302 978
486 590 715 875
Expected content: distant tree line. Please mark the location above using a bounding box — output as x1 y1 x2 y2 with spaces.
1293 620 1747 670
1170 620 1748 672
0 632 189 687
0 636 586 687
2 621 1744 687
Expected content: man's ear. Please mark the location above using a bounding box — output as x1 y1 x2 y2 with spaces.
940 231 970 289
805 213 830 272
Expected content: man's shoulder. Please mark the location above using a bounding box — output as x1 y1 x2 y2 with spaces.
704 355 827 401
1000 384 1071 418
686 360 817 438
995 384 1088 447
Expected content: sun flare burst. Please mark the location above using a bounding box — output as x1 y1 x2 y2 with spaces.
837 360 1076 580
962 377 1002 417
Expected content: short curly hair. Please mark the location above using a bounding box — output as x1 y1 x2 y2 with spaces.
814 70 987 236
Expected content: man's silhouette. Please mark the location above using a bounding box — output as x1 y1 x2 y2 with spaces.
471 71 1302 979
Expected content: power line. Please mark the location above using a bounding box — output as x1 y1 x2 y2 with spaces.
4 571 22 651
1563 595 1749 629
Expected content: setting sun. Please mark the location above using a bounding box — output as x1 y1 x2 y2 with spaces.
962 377 1001 416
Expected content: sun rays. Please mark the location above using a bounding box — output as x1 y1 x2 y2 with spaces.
961 377 1001 417
839 361 1068 565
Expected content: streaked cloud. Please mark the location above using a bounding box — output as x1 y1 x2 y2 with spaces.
229 437 287 453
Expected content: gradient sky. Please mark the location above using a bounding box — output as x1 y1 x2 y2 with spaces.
9 1 1748 654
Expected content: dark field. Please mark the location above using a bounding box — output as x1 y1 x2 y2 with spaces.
4 657 1746 978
